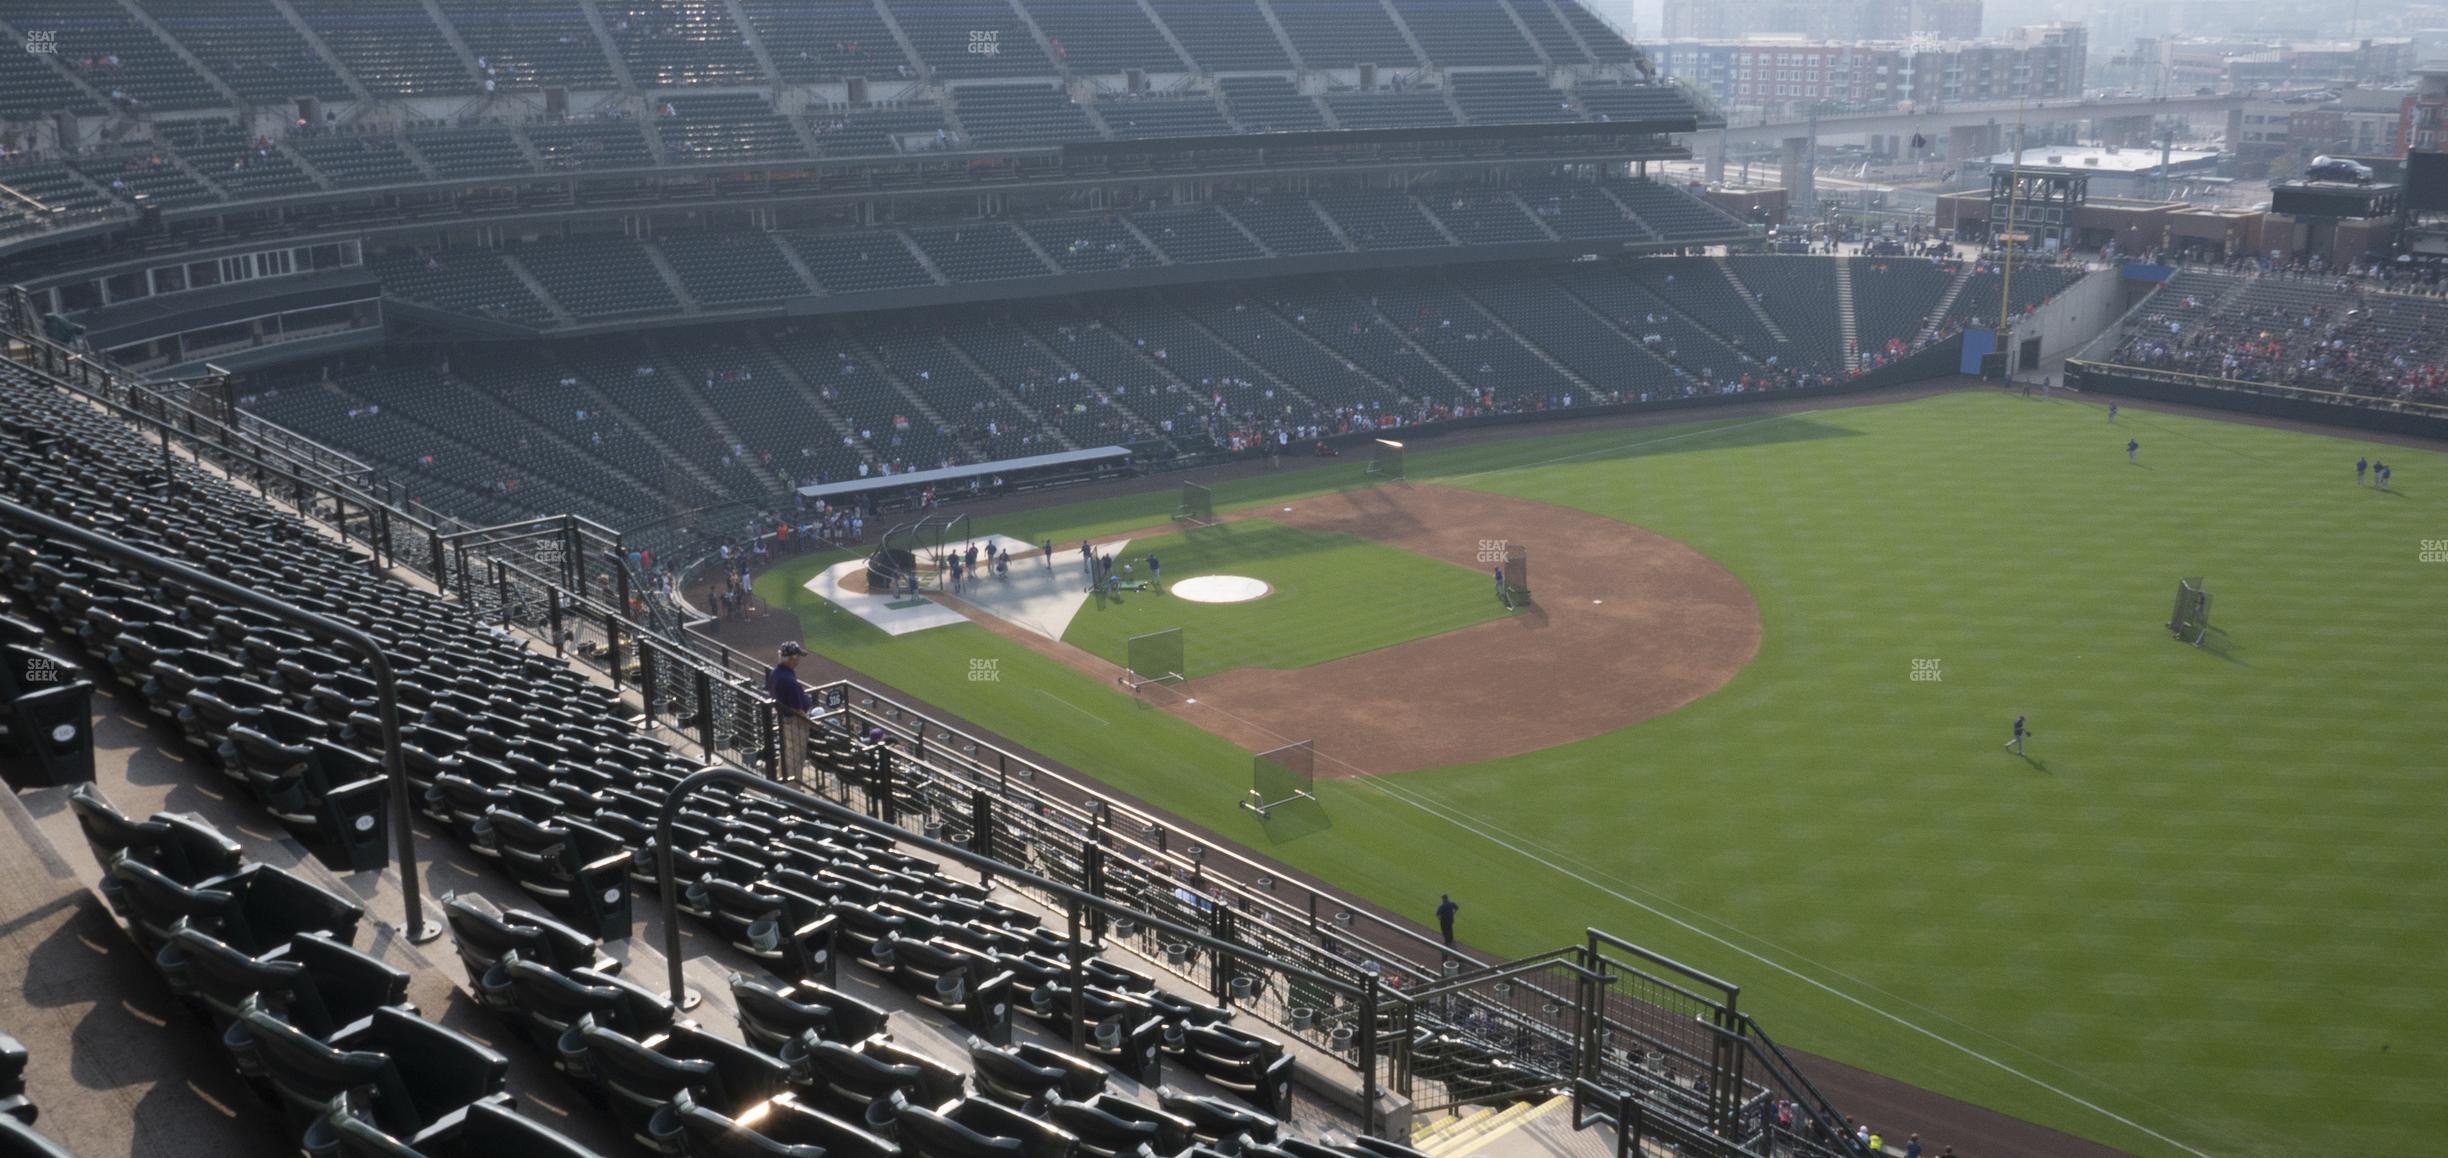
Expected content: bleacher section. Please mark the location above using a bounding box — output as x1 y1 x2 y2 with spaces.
1316 191 1448 250
526 120 656 171
1725 256 1847 368
1219 76 1328 133
76 148 219 210
290 0 472 97
157 120 317 201
1026 0 1189 74
657 92 801 163
434 0 619 90
1850 257 1961 352
0 162 112 239
607 0 761 88
1613 177 1744 238
291 133 424 189
2102 270 2448 407
1578 82 1703 123
738 0 913 84
657 233 810 306
1220 196 1344 255
0 35 101 119
1148 0 1294 72
1553 0 1642 63
1400 1 1544 67
1097 92 1236 140
1429 189 1549 245
907 222 1056 283
515 236 681 319
1452 71 1572 124
949 83 1097 148
1375 281 1575 403
1021 215 1159 273
1519 178 1653 241
1268 0 1424 70
885 0 1057 80
806 103 950 157
370 247 558 327
8 354 1468 1157
1136 205 1266 264
267 257 1927 524
790 230 938 294
1510 0 1602 66
1554 261 1753 385
1323 88 1457 130
13 0 222 111
1943 261 2086 331
407 125 531 179
137 0 350 102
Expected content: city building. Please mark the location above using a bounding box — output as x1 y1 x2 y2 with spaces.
1651 23 2085 120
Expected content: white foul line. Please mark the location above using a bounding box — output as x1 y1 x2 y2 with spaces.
1348 772 2222 1158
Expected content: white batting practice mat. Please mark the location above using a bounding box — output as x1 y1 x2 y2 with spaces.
804 536 1126 639
950 538 1132 639
804 559 968 636
1170 575 1270 604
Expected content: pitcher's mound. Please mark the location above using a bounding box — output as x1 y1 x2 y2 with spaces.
1171 575 1270 604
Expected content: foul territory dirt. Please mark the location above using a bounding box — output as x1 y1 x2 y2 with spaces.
948 483 1762 776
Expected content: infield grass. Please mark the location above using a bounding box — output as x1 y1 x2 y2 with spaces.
1061 519 1506 675
759 391 2448 1158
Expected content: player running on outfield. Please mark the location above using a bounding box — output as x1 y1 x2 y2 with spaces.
2005 715 2031 756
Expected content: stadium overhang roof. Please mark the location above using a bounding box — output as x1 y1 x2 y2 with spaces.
796 446 1132 501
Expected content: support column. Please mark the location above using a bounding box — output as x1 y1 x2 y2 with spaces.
1780 136 1816 212
1706 127 1727 184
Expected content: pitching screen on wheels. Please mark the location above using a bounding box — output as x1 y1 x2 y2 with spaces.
1178 481 1214 524
1504 544 1529 599
2169 577 2208 636
1253 740 1314 804
1125 627 1185 684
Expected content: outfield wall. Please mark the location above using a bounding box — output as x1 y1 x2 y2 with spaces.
2066 362 2448 440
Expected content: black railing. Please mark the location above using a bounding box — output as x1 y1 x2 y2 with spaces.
0 498 440 945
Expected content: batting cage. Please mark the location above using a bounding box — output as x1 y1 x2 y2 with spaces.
1121 627 1185 691
2168 576 2211 646
1367 439 1406 481
1242 739 1317 818
1175 481 1216 526
866 512 970 593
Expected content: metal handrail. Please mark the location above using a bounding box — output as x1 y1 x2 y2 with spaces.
0 498 440 944
653 764 1389 1134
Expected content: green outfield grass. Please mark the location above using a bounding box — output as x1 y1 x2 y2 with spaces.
758 392 2448 1158
1062 519 1505 675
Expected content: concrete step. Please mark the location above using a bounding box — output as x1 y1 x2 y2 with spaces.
1435 1094 1572 1157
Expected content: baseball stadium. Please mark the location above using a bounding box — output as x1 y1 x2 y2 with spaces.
0 3 2440 1158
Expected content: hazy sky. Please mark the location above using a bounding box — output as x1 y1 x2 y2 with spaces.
1584 0 1650 41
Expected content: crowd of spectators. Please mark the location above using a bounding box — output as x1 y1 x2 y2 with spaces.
2105 270 2448 408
